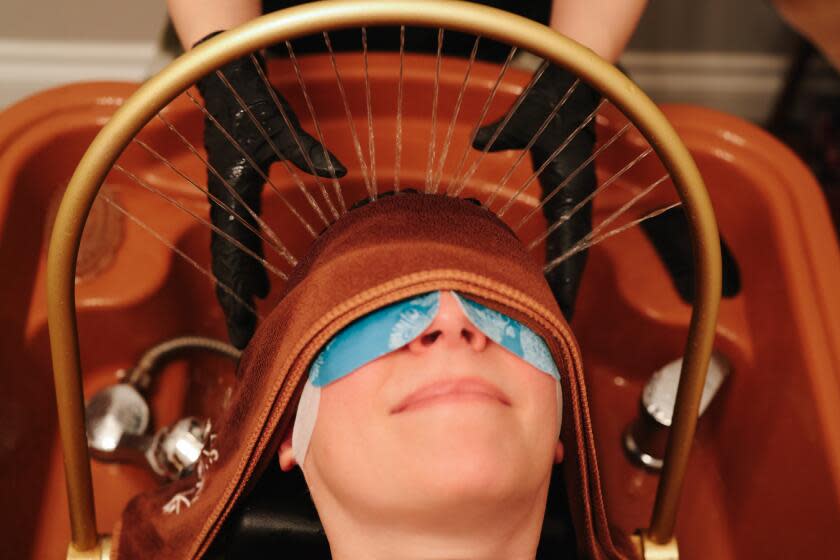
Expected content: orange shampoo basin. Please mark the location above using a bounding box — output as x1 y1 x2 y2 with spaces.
1 54 839 558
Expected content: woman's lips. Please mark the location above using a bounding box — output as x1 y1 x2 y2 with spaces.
391 377 511 414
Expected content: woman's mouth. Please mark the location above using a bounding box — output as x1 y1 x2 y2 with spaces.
391 377 511 414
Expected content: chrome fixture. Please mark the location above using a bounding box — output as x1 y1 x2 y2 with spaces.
624 351 730 470
84 336 239 479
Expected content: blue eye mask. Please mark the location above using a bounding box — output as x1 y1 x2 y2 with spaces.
309 291 560 387
291 291 562 466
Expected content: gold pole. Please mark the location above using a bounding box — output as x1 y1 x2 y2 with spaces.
47 1 720 552
47 156 99 551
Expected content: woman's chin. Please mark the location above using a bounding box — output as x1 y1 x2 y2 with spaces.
404 443 524 496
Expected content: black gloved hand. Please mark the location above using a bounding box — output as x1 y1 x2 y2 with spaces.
195 32 347 349
473 64 600 320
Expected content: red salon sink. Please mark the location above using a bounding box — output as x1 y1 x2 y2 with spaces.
0 54 839 559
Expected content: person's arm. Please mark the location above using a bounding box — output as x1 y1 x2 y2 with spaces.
167 0 262 50
549 0 647 62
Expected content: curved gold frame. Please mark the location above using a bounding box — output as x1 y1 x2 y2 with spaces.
47 1 721 556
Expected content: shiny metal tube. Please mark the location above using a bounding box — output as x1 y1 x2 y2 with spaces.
46 1 721 552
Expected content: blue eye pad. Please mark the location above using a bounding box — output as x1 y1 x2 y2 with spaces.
308 291 560 387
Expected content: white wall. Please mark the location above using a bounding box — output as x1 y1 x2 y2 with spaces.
1 0 835 122
0 0 170 108
0 0 169 42
621 0 803 122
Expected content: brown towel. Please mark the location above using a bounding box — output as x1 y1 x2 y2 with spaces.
112 193 635 559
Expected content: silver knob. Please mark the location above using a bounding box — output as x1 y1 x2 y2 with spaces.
85 384 150 460
146 417 211 480
624 351 730 470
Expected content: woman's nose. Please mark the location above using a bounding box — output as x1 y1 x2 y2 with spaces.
407 292 488 353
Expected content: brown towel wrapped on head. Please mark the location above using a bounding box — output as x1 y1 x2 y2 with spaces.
112 193 635 559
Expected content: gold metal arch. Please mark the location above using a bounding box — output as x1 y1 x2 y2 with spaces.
47 1 721 557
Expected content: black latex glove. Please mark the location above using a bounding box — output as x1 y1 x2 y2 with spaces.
473 64 599 320
195 32 347 348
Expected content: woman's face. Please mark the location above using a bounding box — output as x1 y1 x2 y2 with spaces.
282 291 563 522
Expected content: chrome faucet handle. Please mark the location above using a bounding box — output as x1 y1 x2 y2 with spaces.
642 351 730 427
85 383 210 480
624 351 730 470
85 383 150 461
84 336 237 481
146 417 211 480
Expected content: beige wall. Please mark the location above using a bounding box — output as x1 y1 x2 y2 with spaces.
0 0 796 53
0 0 168 43
629 0 796 53
0 1 171 108
0 0 826 120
